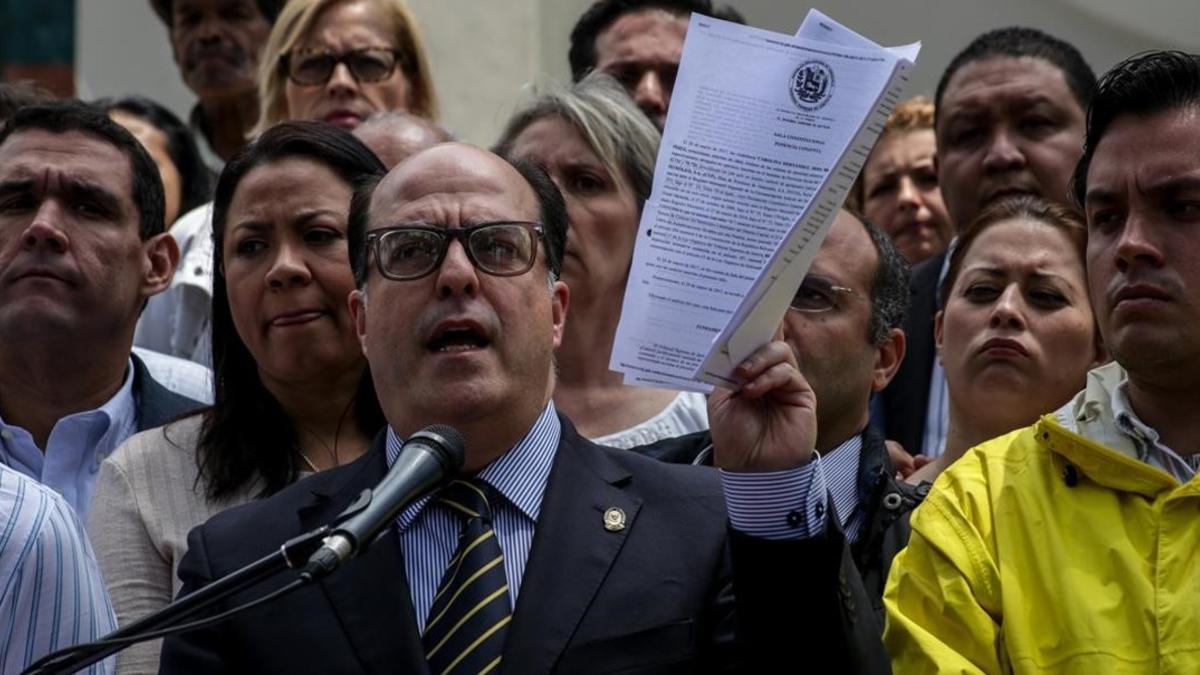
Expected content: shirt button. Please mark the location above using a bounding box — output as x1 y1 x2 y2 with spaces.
814 501 826 518
786 510 803 528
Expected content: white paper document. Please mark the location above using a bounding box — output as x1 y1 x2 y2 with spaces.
609 11 919 389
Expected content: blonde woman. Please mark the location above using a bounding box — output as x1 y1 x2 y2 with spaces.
254 0 438 134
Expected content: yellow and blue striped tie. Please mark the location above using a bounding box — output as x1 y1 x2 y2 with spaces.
423 479 512 675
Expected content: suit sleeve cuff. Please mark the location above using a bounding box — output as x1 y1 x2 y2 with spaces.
719 452 828 541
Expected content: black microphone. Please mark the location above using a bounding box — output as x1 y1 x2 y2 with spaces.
301 424 465 580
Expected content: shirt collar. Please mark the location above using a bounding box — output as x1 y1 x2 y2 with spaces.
388 402 561 532
0 358 137 475
1111 376 1198 481
0 358 136 446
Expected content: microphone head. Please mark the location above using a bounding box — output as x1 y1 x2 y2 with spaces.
409 424 466 473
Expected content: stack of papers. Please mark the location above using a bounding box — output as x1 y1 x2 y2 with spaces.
610 10 920 390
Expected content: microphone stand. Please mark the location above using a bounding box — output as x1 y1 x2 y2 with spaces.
25 516 350 674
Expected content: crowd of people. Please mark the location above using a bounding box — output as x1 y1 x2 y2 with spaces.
0 0 1198 673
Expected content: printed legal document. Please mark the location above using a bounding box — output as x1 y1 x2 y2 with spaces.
610 11 919 389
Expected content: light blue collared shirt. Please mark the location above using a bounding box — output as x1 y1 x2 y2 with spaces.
0 360 137 520
0 464 117 673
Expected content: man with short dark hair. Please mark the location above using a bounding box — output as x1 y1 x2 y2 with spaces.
879 27 1096 462
0 101 203 518
149 0 284 167
569 0 743 130
886 50 1200 673
160 143 885 673
649 209 918 621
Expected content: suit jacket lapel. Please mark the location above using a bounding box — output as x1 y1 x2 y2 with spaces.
297 437 429 675
130 353 204 431
503 419 643 674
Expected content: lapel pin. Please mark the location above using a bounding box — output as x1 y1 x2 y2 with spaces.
603 507 626 532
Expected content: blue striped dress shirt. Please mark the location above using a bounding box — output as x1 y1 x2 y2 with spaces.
388 403 561 632
390 404 860 631
721 433 865 543
0 465 117 674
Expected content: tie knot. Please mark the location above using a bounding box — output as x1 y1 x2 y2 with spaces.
436 479 494 523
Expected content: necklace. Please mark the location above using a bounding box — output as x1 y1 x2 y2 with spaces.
298 450 320 473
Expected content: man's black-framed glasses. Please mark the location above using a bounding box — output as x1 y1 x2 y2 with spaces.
365 222 544 281
283 47 408 86
789 274 863 313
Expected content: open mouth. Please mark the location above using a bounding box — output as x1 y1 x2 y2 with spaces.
427 326 491 353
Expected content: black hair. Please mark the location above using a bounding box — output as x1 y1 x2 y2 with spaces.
348 154 568 287
201 120 387 501
152 0 286 26
96 94 215 220
0 81 54 123
1071 50 1200 208
934 27 1096 127
568 0 744 82
0 100 166 240
856 213 910 346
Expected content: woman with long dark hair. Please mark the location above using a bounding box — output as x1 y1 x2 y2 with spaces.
89 120 386 673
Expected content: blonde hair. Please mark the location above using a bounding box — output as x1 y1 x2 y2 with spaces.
252 0 438 136
848 95 935 212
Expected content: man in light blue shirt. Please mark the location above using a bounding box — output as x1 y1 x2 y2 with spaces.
0 463 117 673
0 101 204 518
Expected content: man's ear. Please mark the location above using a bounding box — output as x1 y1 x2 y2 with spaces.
872 327 906 392
142 232 179 297
349 288 369 357
550 279 569 350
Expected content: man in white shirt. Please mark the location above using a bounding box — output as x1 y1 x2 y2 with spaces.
0 101 204 518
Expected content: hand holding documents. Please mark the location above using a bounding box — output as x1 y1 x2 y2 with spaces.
609 10 919 390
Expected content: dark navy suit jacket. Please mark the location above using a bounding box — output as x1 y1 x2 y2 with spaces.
159 417 888 674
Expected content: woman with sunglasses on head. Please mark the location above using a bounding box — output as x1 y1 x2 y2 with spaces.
254 0 437 134
89 121 387 674
493 74 708 448
907 195 1105 485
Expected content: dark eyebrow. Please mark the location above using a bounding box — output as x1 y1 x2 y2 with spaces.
62 177 124 215
0 179 34 200
1084 187 1119 206
1145 175 1200 196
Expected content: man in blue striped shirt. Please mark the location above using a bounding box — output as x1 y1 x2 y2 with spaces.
0 464 117 673
162 143 889 673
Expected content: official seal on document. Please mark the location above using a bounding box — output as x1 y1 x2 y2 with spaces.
789 60 834 111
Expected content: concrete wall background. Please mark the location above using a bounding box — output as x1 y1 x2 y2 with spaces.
77 0 1198 147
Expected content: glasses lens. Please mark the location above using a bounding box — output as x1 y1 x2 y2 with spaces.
469 224 534 275
377 229 443 279
348 49 397 82
290 52 334 85
791 277 837 312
